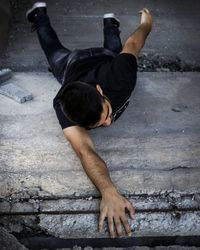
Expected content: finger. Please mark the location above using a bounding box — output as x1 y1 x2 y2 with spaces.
139 8 150 15
141 8 149 14
114 216 123 238
108 215 115 238
99 211 106 232
126 202 135 219
143 8 150 14
121 215 132 237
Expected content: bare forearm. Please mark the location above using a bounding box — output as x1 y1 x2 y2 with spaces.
125 23 151 55
131 23 151 47
122 9 153 57
79 147 117 195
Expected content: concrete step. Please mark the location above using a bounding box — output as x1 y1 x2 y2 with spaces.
0 72 200 198
0 72 199 242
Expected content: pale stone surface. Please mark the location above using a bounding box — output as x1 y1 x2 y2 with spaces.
39 212 200 239
0 72 200 240
0 82 33 103
0 72 199 199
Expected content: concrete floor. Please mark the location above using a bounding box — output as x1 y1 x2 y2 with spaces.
1 0 200 71
0 72 200 198
0 0 200 248
0 72 200 241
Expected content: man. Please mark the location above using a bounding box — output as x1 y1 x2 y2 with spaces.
26 2 153 238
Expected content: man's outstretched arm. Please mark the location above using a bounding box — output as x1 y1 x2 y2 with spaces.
63 126 135 238
121 8 153 57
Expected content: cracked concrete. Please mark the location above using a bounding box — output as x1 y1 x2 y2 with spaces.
0 0 200 248
0 72 199 241
39 211 200 238
0 72 200 199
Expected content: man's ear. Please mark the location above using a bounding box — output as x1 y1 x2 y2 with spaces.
96 84 103 96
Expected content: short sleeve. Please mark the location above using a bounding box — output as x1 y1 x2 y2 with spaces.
103 53 137 92
53 102 76 130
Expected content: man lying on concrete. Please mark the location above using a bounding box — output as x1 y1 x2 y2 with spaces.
26 2 153 238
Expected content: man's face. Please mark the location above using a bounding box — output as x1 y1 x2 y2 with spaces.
89 97 113 129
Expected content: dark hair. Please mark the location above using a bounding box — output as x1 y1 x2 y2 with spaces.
59 81 104 127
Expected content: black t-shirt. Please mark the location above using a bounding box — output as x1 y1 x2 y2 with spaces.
53 53 137 129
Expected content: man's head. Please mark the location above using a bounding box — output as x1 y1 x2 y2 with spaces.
59 81 113 128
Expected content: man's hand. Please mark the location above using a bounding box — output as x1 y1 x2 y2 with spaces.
99 188 135 238
139 8 153 32
121 8 153 57
64 126 135 238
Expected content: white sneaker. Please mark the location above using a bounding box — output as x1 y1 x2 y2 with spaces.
26 2 47 22
103 13 120 28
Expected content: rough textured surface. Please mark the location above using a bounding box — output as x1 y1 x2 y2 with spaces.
38 212 200 238
0 72 199 199
0 0 200 245
0 72 199 241
0 225 28 250
8 211 200 238
0 0 200 71
1 194 199 214
0 82 33 103
0 68 33 103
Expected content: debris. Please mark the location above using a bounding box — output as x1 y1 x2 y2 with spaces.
0 68 33 103
138 54 200 72
0 83 33 103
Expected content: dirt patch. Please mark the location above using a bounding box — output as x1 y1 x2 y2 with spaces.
138 54 200 72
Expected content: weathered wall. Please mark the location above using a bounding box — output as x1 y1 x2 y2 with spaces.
0 0 11 54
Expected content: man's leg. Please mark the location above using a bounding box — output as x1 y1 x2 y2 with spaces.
103 13 122 54
26 3 71 83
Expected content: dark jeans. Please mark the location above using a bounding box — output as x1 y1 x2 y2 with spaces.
34 14 122 84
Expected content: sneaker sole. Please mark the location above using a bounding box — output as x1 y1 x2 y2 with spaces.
103 13 120 23
26 2 47 18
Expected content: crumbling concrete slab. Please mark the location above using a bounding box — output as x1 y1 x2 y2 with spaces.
38 211 200 238
0 72 199 240
0 69 33 103
0 72 199 198
1 194 199 215
0 82 33 103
